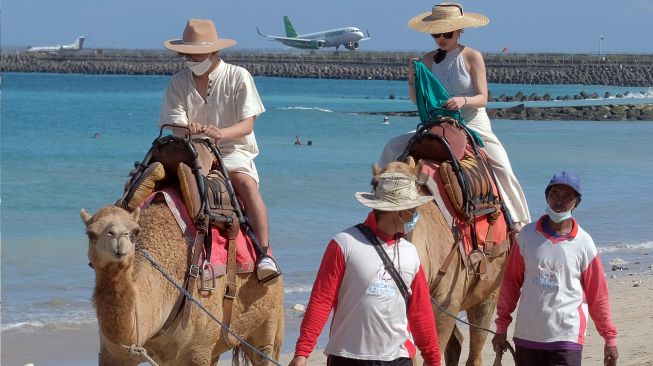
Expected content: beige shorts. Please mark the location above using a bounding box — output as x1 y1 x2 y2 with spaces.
221 151 259 184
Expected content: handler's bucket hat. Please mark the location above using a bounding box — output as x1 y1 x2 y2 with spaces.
355 172 434 211
164 19 236 54
408 2 489 34
545 170 582 197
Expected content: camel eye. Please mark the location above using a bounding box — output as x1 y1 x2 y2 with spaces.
86 231 98 241
130 228 140 241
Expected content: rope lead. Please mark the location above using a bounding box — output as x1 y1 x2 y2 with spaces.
122 344 161 366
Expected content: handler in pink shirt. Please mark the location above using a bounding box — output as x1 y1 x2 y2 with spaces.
493 170 618 366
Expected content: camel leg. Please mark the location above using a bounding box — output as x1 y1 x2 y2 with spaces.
239 315 283 366
240 341 278 366
464 291 500 366
444 325 463 366
98 346 140 366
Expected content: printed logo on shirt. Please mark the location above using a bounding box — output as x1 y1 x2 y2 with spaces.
366 265 399 298
533 262 561 289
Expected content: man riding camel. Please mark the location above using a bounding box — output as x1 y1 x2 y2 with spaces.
159 19 280 282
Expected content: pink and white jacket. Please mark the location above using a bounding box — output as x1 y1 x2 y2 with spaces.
496 216 617 348
294 212 441 365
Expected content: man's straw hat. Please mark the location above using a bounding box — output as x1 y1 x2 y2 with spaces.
408 3 489 34
164 19 236 54
355 172 434 211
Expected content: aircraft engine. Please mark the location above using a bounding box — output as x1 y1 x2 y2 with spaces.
345 41 359 50
312 40 325 49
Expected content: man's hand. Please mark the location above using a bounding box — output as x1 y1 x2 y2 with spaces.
189 122 205 135
492 333 510 353
288 355 307 366
604 345 618 366
204 125 223 140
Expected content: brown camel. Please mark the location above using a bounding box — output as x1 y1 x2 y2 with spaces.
374 157 509 366
81 202 284 366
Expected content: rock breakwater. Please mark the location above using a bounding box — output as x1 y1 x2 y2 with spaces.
366 104 653 121
2 50 652 86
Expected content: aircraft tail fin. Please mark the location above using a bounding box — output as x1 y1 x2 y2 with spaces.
283 16 298 38
73 36 85 49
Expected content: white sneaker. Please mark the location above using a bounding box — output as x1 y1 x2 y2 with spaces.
256 256 280 283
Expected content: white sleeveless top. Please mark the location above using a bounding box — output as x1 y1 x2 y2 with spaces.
430 47 473 97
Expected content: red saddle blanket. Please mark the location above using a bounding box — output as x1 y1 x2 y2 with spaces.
419 160 508 255
139 187 269 277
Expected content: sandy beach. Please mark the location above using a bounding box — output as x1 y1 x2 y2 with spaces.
3 273 650 366
261 274 653 366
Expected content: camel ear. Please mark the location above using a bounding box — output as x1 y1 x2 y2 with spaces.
372 164 382 176
80 209 92 225
406 156 416 169
131 207 141 222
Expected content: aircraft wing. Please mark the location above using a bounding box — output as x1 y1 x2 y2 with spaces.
256 27 312 43
359 30 371 42
257 27 324 48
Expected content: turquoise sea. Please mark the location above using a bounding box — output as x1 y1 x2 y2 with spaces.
2 72 653 361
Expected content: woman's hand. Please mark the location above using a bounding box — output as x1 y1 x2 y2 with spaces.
443 96 467 110
407 58 419 85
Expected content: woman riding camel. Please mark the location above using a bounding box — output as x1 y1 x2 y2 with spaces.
379 2 531 229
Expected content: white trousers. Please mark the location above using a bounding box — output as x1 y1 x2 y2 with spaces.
378 107 531 227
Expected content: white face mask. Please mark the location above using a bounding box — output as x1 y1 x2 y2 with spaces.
545 205 573 223
185 54 214 76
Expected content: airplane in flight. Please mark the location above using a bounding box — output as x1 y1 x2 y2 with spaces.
27 36 85 52
257 16 369 50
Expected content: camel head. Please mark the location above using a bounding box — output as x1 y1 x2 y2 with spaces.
371 156 419 188
80 206 141 270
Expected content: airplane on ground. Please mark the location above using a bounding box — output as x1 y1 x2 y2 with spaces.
257 16 369 50
27 36 85 52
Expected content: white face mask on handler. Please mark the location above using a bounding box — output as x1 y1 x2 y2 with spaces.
185 54 214 76
545 205 573 223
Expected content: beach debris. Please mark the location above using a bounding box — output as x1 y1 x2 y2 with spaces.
609 258 626 266
611 265 629 271
610 274 617 279
289 303 307 317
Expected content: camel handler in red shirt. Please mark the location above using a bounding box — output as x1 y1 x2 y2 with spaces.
289 172 441 366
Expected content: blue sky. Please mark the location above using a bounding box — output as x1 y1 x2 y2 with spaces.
3 0 652 53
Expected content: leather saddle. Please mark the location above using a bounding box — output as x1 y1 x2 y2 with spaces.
400 115 500 220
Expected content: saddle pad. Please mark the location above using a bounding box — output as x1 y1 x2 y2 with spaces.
139 187 271 277
420 160 508 256
439 154 494 217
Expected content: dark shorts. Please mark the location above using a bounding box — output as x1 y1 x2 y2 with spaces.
515 345 582 366
327 355 412 366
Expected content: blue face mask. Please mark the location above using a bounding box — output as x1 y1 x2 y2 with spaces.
545 205 573 223
403 212 420 233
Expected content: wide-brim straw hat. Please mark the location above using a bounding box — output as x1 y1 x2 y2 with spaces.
164 19 236 54
355 172 434 211
408 2 489 34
